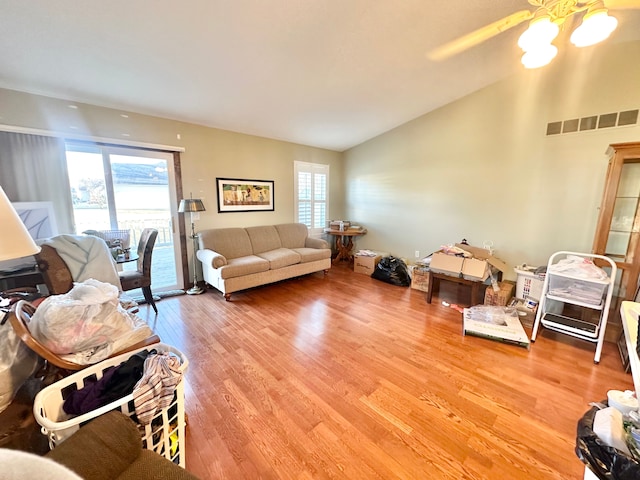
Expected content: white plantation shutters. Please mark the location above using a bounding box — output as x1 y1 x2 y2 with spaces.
294 161 329 236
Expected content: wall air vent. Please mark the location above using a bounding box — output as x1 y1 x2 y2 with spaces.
580 116 598 131
619 110 639 126
547 108 639 136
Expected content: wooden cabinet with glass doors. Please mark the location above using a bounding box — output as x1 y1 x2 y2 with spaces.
592 142 640 342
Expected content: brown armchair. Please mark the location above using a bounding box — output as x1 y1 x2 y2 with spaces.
35 244 74 295
119 228 158 313
44 411 199 480
8 301 160 378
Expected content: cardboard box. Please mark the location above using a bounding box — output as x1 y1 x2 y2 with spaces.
463 306 530 349
484 281 515 307
507 297 538 328
455 243 508 282
429 252 464 277
354 252 387 275
411 265 430 292
430 245 508 281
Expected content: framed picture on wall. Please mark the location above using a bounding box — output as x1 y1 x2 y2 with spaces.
0 201 59 269
216 178 275 213
13 201 58 240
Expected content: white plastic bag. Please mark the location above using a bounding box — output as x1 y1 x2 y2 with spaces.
549 255 609 281
28 279 152 364
0 319 40 413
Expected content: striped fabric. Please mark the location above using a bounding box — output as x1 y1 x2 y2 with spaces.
132 353 182 425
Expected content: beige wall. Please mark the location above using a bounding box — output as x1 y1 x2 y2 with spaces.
2 41 639 281
0 88 344 283
0 88 344 229
343 40 640 278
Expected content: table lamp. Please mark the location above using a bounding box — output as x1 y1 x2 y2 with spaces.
0 186 40 262
178 194 206 295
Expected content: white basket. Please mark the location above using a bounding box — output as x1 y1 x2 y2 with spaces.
514 268 545 301
33 343 189 467
547 273 608 305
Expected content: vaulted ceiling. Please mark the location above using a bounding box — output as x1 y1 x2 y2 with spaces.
1 1 639 151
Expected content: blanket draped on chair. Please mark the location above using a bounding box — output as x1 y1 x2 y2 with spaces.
43 235 122 290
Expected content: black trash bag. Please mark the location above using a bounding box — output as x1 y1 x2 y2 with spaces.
576 405 640 480
371 256 411 286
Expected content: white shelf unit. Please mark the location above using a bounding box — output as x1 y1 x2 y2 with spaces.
531 251 617 364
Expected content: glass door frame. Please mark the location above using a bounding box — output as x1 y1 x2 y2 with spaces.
65 141 189 292
593 141 640 300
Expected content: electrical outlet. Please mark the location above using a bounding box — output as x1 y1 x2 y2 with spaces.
415 250 420 258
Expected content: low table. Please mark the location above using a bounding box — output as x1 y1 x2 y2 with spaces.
324 228 367 263
0 267 43 291
426 270 501 306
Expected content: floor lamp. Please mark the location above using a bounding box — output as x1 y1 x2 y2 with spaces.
178 195 206 295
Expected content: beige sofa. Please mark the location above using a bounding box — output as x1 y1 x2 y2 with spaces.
196 223 331 300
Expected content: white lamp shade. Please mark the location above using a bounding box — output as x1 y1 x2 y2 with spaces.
0 186 40 261
570 10 618 47
521 44 558 69
518 17 559 52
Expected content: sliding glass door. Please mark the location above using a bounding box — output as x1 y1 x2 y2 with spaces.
65 143 183 291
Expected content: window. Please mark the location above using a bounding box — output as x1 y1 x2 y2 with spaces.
294 161 329 236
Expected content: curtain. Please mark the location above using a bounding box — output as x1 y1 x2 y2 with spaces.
0 132 74 234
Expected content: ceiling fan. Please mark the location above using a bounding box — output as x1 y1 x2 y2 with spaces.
428 0 640 68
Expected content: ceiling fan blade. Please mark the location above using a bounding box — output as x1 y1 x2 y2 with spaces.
605 0 640 8
428 10 534 61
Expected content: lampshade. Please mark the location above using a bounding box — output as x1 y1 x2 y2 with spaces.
570 8 618 48
178 198 206 213
521 43 558 69
0 186 41 261
517 15 559 52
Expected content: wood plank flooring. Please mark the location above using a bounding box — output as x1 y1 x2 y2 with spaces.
138 263 634 479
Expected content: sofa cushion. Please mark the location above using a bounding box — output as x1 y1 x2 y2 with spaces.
198 228 253 259
246 226 282 254
219 255 270 279
46 411 141 480
256 248 301 269
292 247 332 263
275 223 309 249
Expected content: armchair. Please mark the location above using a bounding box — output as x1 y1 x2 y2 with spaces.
44 410 199 479
9 301 160 378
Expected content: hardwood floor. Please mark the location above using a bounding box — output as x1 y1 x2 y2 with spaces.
138 263 634 479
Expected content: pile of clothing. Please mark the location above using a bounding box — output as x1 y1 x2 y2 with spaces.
63 349 182 425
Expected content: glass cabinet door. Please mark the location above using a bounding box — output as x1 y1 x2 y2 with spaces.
593 142 640 300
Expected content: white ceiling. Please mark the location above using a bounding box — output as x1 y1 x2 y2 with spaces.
1 0 639 152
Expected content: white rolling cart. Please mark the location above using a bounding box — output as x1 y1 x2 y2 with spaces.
531 251 616 364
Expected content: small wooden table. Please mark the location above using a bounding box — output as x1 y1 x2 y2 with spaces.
426 270 502 306
324 228 367 263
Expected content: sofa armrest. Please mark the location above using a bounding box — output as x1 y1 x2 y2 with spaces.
45 411 141 480
305 237 329 249
196 249 227 268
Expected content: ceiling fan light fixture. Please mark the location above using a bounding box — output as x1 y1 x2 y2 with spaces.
521 44 558 69
570 8 618 47
517 14 559 52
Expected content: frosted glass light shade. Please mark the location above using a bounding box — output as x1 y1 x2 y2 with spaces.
518 17 559 52
521 44 558 69
570 10 618 47
0 186 40 261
